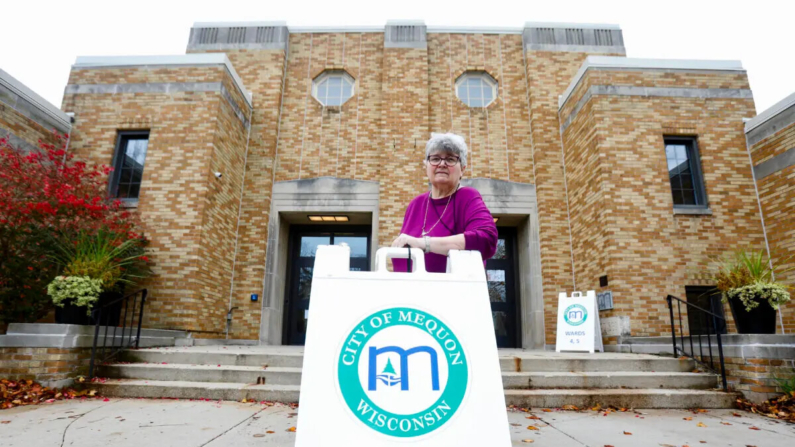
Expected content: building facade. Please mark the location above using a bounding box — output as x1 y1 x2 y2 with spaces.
5 21 791 346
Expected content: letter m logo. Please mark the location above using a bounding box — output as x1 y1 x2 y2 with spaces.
367 346 440 391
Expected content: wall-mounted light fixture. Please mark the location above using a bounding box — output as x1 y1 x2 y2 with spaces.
308 215 349 222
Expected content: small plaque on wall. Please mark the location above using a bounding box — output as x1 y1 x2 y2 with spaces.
597 291 614 311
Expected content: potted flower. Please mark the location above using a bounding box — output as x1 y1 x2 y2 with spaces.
712 249 791 334
48 230 151 325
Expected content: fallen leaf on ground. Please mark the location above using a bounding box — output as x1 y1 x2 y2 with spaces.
287 427 296 432
253 434 266 438
266 430 275 434
721 422 732 426
623 431 632 435
562 405 579 411
732 412 742 417
683 417 693 421
527 425 539 430
521 440 534 443
542 409 553 412
510 423 521 427
1 421 10 424
697 422 707 427
700 441 707 444
749 426 760 430
526 415 540 420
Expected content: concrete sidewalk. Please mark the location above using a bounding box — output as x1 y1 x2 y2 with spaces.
1 398 793 446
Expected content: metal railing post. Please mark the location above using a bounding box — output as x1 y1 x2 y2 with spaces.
667 295 677 356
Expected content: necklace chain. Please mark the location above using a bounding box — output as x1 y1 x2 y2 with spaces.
421 184 460 236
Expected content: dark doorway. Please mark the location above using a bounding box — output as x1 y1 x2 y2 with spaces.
284 225 371 345
685 286 727 335
485 227 520 348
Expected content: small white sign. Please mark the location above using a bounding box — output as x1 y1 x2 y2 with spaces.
555 290 603 353
296 246 510 447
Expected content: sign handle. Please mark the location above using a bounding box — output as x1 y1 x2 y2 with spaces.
375 247 426 273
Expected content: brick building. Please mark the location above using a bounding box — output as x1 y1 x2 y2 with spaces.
5 21 792 347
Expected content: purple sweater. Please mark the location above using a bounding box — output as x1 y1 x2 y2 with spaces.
393 186 498 273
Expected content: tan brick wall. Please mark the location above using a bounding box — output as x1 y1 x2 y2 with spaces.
62 65 250 336
0 100 61 148
749 120 795 333
0 347 91 383
57 31 779 344
561 69 763 339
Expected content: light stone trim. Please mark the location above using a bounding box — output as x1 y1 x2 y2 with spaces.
559 56 746 110
0 69 71 133
427 26 522 35
524 22 621 30
259 177 380 345
72 54 253 108
64 82 251 128
0 323 188 348
745 92 795 146
754 146 795 180
673 207 714 216
524 44 627 54
0 125 39 153
461 178 544 349
745 91 795 134
561 84 754 132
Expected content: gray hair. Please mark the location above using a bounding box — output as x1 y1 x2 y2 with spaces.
424 133 468 168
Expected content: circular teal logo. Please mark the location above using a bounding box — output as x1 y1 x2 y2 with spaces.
337 307 469 438
564 304 587 326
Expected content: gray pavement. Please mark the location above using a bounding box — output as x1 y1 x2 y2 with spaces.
1 398 793 446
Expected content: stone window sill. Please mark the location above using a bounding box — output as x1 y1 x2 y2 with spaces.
673 206 712 216
118 199 139 209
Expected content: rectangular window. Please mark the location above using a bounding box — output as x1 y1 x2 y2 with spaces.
110 131 149 200
664 137 707 208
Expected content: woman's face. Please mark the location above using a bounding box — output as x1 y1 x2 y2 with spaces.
425 150 465 189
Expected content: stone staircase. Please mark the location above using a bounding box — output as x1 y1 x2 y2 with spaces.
90 346 737 409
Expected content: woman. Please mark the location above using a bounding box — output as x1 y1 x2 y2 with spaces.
391 133 498 273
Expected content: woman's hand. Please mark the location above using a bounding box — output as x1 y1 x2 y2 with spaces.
390 233 425 250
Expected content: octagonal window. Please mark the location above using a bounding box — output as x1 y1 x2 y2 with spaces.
313 71 355 106
455 72 498 107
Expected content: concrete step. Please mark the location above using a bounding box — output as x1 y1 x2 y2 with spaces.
120 350 304 368
498 356 694 372
504 389 738 409
90 379 737 409
98 363 302 385
91 379 300 402
102 363 717 390
502 371 718 390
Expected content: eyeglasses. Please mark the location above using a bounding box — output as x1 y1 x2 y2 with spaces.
427 156 460 166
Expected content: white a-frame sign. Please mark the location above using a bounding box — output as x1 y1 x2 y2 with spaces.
555 290 604 353
295 246 510 447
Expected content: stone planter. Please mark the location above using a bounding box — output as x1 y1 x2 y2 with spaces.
728 297 777 334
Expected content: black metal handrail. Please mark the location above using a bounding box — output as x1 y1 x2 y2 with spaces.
666 294 728 391
88 289 147 378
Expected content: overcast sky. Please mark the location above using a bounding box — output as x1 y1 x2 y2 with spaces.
2 0 792 114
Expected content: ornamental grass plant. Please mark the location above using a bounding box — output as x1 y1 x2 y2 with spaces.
47 229 151 313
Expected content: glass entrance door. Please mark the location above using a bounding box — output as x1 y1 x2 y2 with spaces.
284 225 370 345
485 227 520 348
